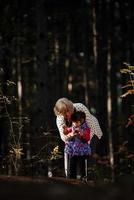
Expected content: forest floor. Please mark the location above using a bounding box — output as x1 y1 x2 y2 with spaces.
0 175 134 200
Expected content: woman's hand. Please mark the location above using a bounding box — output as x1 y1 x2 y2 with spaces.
62 125 72 135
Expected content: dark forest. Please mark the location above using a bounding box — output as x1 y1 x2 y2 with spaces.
0 0 134 183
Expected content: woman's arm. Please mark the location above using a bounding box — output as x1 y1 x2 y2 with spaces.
56 115 67 142
56 115 74 142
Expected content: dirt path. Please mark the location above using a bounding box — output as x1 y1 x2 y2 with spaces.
0 175 134 200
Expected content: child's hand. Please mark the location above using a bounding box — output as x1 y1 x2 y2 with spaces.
74 127 81 135
77 130 84 139
66 131 76 140
70 132 76 137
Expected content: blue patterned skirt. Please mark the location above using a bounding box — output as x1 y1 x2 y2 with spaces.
64 141 91 156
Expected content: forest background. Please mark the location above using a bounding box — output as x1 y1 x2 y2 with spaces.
0 0 133 179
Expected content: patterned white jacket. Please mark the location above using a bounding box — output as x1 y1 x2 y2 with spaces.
56 103 103 143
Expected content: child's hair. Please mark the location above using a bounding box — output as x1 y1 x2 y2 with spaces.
71 111 86 122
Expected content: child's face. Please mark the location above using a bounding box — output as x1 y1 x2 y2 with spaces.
72 121 81 127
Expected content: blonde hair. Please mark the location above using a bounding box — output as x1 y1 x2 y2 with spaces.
54 97 74 116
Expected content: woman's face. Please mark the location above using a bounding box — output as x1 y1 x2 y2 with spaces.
64 111 72 120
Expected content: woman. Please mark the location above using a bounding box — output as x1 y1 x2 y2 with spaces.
54 97 103 178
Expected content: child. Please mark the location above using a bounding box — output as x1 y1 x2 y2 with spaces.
63 111 91 179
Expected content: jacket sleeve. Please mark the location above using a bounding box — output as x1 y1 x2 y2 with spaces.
56 115 70 142
80 128 90 142
91 115 103 139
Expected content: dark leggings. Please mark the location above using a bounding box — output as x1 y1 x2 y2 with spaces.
68 155 88 179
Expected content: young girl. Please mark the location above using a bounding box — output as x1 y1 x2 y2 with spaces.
63 111 91 179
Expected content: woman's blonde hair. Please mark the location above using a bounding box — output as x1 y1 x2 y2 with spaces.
54 97 74 116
